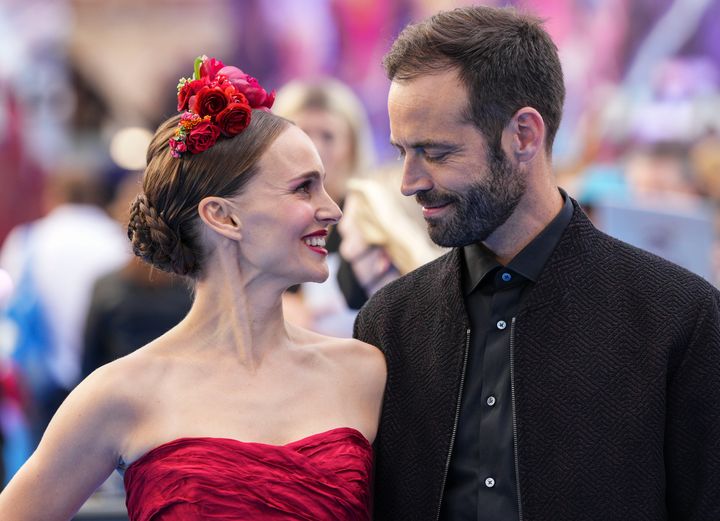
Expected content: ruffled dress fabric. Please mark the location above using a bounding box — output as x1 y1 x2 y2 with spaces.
123 427 372 520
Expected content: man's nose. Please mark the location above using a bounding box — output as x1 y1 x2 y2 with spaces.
400 156 433 197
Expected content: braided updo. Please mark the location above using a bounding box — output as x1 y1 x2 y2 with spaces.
128 110 290 278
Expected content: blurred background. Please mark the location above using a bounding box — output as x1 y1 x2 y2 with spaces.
0 0 719 518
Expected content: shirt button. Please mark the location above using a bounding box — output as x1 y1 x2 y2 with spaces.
501 272 512 282
486 395 496 406
485 477 495 488
496 320 507 330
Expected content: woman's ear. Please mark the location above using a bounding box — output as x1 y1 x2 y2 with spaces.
503 107 546 163
197 196 242 241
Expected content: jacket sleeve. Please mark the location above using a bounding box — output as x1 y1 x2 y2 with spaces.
353 298 381 351
665 285 720 520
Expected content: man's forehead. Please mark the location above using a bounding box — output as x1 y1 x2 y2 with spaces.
388 72 470 130
388 95 475 147
389 73 465 103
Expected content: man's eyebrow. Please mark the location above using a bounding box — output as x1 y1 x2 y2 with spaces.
390 139 457 150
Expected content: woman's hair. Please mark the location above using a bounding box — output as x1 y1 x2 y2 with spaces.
383 5 565 154
272 78 375 175
128 109 290 278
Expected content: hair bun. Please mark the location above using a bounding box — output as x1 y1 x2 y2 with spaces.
127 194 198 276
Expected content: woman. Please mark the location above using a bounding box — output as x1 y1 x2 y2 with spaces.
0 56 385 520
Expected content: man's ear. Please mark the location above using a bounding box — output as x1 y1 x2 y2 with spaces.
503 107 545 163
197 196 242 241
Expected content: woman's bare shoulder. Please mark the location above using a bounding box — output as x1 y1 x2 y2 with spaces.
80 338 176 414
289 322 381 357
329 336 386 370
288 324 386 385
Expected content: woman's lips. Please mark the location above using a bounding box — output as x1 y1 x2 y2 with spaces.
306 245 328 255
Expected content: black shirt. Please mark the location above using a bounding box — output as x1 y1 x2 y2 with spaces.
440 191 573 521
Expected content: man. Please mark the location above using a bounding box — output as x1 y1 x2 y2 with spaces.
354 6 720 521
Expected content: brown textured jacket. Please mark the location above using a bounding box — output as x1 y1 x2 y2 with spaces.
354 200 720 521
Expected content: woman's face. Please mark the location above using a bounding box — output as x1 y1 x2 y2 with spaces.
292 108 354 203
233 125 342 285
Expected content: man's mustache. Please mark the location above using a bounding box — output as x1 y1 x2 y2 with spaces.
415 190 457 207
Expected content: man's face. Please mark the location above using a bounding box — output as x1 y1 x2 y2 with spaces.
388 68 525 247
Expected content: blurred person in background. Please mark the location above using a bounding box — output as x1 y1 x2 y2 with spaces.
82 171 193 379
273 78 375 335
337 164 444 306
624 141 702 202
692 132 720 286
0 56 384 520
0 169 128 446
354 6 720 520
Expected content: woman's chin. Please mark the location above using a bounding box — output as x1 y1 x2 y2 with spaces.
302 268 330 285
283 268 329 288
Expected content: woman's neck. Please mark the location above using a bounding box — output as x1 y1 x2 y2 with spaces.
178 266 291 370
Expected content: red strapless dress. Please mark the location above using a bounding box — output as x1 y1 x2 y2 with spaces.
123 427 372 520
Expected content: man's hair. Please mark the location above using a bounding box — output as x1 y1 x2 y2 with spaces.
383 6 565 154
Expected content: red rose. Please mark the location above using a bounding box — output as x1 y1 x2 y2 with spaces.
199 57 225 81
185 121 221 154
192 86 231 118
222 88 247 105
177 79 207 111
215 102 252 136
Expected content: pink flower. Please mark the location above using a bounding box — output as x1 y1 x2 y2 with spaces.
217 65 249 84
218 66 274 110
169 138 187 158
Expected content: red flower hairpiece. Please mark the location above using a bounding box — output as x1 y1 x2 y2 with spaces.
169 55 275 158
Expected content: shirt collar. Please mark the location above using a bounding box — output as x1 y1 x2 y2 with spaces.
463 188 573 295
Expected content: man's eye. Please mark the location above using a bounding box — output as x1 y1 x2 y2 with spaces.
395 148 406 161
426 152 448 163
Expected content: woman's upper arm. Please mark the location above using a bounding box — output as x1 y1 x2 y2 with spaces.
0 365 137 521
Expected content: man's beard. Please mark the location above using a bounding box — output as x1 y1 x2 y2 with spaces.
416 147 526 247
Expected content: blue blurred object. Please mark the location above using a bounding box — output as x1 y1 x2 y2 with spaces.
576 164 630 207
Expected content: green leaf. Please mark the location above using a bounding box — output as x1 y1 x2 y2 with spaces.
193 55 205 80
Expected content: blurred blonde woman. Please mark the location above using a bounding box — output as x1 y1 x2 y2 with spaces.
274 78 376 335
338 164 445 300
